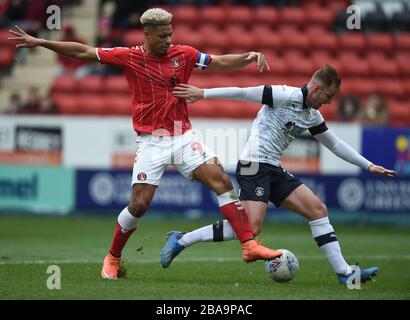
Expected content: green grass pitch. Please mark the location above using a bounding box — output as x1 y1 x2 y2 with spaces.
0 215 409 300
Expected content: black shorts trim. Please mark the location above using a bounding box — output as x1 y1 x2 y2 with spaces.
236 161 302 207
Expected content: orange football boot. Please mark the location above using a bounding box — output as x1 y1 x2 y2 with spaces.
241 239 283 263
101 253 121 280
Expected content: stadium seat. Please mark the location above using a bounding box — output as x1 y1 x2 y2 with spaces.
200 6 225 25
252 25 283 50
339 51 371 76
374 79 404 98
225 25 257 51
311 50 343 74
366 33 394 53
388 100 410 126
254 6 279 27
264 52 289 75
395 33 410 51
226 6 252 26
280 7 305 28
198 25 227 49
342 78 377 97
77 76 104 94
172 5 199 25
368 52 399 77
395 52 410 75
285 51 314 75
279 27 310 50
305 4 334 28
51 75 77 93
104 75 130 95
173 25 203 48
123 31 145 48
105 94 131 115
52 93 81 114
77 94 107 115
338 33 366 53
307 29 338 52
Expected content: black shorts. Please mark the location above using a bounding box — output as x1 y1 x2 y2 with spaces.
235 161 302 207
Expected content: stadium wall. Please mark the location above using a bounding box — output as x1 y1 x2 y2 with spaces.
0 115 409 224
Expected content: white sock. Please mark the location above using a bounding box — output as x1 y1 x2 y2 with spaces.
179 220 237 247
117 207 140 232
309 217 352 275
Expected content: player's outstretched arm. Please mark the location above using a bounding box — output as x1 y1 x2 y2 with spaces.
314 129 396 177
368 164 396 177
208 51 270 72
173 84 264 104
8 25 98 61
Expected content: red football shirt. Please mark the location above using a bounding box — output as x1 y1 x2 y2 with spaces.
96 45 212 136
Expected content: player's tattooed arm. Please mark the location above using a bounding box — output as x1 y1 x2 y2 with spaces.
8 25 98 61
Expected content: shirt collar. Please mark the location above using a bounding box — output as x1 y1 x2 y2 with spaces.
301 84 310 109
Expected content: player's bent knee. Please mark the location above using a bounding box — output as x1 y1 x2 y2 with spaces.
314 202 328 219
128 199 150 217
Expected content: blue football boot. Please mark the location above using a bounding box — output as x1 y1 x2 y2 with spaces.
160 231 185 268
337 264 379 285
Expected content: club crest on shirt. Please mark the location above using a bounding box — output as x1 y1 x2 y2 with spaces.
170 57 180 68
255 187 264 197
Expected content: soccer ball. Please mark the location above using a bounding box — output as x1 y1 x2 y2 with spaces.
265 249 299 283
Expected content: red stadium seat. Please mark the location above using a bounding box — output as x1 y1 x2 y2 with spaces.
123 31 145 48
77 76 104 94
339 51 370 76
172 5 199 25
374 79 404 98
395 52 410 76
264 52 289 75
252 25 283 50
342 78 377 97
308 30 338 52
105 94 131 115
279 27 310 50
311 50 343 74
198 25 227 49
187 100 219 118
280 7 304 28
388 100 410 126
172 25 203 48
395 33 410 51
226 6 252 25
77 94 107 115
366 33 394 53
51 75 76 93
200 6 225 25
52 93 81 114
285 51 314 75
367 52 399 77
225 25 257 51
254 7 279 27
338 33 366 53
306 4 334 28
104 75 129 94
0 29 17 49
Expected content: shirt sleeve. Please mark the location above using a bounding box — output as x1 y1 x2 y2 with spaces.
96 47 131 68
182 45 213 70
261 85 291 107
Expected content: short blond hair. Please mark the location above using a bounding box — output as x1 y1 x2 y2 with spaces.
312 64 341 89
140 8 173 27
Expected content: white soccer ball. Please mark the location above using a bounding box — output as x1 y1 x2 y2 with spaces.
264 249 299 283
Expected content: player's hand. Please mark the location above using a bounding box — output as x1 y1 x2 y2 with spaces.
245 51 270 72
235 200 245 211
173 84 204 103
8 25 42 48
368 164 396 177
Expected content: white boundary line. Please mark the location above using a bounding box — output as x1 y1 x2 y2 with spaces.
1 255 410 265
